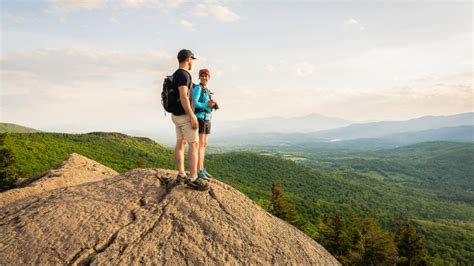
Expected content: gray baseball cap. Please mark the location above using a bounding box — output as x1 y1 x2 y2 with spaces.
177 49 196 61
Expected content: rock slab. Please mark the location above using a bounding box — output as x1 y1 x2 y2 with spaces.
0 155 339 265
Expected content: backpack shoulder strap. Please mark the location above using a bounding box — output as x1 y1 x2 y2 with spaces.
197 84 209 103
174 69 192 83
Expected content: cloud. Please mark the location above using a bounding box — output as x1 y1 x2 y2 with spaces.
0 48 179 131
121 0 146 6
334 79 473 120
52 0 107 12
219 71 473 121
312 31 471 91
50 0 183 13
194 3 239 23
1 12 29 24
180 20 195 31
295 62 315 77
109 17 125 26
264 61 315 76
265 64 277 73
0 48 174 85
120 0 184 8
344 18 365 31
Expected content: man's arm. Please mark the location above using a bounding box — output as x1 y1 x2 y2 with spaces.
179 85 198 129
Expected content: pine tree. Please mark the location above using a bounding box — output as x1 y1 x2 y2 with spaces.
270 180 305 229
331 213 350 257
346 214 362 254
271 180 289 218
344 218 398 265
349 215 362 239
316 213 333 248
316 213 350 259
394 221 431 266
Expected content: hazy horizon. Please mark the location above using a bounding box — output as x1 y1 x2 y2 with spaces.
1 111 472 142
1 0 473 133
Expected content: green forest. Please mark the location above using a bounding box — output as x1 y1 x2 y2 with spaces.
269 180 430 265
1 131 472 264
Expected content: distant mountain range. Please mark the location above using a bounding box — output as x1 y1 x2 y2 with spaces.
213 112 474 147
313 112 473 140
381 125 474 144
214 113 353 136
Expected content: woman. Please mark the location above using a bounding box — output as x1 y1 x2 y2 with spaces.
193 68 217 180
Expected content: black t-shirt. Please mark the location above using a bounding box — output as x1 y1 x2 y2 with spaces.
173 69 193 115
175 69 192 89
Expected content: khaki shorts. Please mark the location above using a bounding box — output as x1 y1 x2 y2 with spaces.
172 114 199 143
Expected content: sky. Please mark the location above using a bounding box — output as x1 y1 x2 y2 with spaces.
0 0 473 134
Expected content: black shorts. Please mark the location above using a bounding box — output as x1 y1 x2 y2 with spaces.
198 118 211 134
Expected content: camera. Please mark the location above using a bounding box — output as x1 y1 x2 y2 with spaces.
208 90 219 110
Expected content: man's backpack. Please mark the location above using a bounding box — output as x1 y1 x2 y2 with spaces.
161 69 191 115
161 74 178 114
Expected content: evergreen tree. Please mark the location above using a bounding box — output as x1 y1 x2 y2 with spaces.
345 218 398 265
271 180 289 218
395 221 431 266
270 180 306 229
346 214 362 248
316 213 333 248
332 213 350 256
316 213 351 259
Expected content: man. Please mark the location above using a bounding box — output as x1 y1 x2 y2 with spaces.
171 49 209 191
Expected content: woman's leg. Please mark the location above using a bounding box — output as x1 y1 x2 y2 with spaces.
201 134 209 170
198 134 206 171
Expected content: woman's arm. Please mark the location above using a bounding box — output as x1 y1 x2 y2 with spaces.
204 88 213 112
193 85 208 109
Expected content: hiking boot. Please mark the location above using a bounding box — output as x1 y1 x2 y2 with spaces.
176 174 187 185
186 178 209 191
203 168 214 179
198 170 209 180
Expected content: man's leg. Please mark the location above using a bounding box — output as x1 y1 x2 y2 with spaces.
172 114 187 176
188 141 199 178
186 140 208 191
175 138 186 175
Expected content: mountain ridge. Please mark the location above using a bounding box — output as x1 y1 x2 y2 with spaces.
0 123 41 133
313 112 474 140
